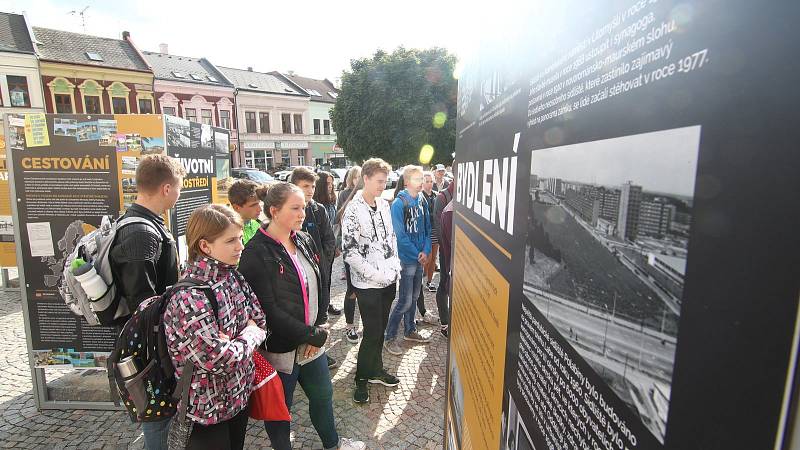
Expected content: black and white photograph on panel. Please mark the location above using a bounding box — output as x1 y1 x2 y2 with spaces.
165 114 190 148
525 126 700 442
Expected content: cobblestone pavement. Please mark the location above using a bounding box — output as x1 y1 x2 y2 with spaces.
0 259 447 449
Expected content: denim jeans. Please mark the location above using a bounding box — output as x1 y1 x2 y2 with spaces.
264 353 339 450
142 418 171 450
385 262 423 341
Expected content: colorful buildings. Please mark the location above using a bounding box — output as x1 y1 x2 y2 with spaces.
0 13 43 116
33 27 154 115
280 73 340 166
219 66 311 170
142 46 236 150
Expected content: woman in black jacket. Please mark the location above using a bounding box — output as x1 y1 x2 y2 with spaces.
238 182 364 450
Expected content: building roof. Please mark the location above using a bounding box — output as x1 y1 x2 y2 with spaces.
32 27 150 71
142 51 232 87
218 66 309 97
280 73 339 103
0 12 35 54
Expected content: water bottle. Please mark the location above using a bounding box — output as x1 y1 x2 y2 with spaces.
71 259 109 300
117 355 139 379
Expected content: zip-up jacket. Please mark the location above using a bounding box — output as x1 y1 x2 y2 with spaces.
341 190 402 289
163 257 267 425
239 228 328 353
391 190 432 264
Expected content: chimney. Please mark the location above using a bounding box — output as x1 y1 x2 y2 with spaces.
159 43 168 54
287 70 295 76
122 31 130 40
247 66 253 72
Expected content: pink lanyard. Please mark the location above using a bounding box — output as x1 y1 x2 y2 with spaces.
259 228 310 325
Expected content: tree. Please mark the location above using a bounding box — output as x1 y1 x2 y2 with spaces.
330 47 457 166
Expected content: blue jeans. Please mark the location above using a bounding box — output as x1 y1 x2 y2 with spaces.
142 418 171 450
385 262 423 341
264 353 339 450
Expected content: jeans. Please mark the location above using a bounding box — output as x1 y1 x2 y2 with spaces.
344 263 358 325
435 247 451 325
187 406 249 450
264 354 339 450
142 418 171 450
355 284 396 380
385 262 423 341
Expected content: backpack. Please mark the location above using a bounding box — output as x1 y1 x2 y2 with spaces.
60 215 165 326
108 278 217 422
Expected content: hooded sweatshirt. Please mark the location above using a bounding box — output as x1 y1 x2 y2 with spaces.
341 190 402 289
391 190 432 264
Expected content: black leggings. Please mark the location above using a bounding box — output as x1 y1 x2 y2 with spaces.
187 406 250 450
344 263 358 325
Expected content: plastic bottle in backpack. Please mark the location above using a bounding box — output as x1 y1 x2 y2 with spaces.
71 258 110 300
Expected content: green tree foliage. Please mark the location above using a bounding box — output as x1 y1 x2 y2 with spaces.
330 47 457 166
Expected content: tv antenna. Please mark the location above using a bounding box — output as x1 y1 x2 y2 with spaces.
68 6 90 32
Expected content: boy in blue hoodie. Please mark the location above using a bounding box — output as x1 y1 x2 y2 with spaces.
384 165 432 355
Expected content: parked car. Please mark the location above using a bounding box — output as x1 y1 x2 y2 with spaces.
274 165 314 182
231 167 274 183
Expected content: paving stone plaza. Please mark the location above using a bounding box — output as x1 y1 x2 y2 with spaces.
0 260 447 449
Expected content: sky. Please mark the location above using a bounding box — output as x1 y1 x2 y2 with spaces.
0 0 510 81
530 126 702 197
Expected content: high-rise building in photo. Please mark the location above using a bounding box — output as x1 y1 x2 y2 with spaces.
617 181 642 241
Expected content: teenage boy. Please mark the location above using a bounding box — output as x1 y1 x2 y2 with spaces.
290 167 340 369
341 158 402 404
228 179 263 245
110 154 185 450
384 165 432 356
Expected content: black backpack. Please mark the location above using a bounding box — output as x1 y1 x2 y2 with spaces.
108 278 217 422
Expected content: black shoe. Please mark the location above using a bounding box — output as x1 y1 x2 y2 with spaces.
353 379 370 403
327 355 339 370
440 326 449 338
368 370 400 387
328 304 342 315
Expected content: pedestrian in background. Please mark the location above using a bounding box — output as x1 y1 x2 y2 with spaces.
336 166 363 344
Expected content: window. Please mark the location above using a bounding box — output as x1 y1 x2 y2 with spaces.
190 74 203 81
85 52 104 61
293 114 303 134
313 119 321 135
201 109 213 125
245 112 257 133
7 76 31 107
323 120 331 135
112 97 128 114
248 83 258 89
162 106 176 116
172 71 185 78
185 108 197 122
328 92 338 98
297 152 305 166
259 112 270 133
207 75 219 82
219 110 231 129
281 149 290 167
138 98 153 114
85 95 102 114
54 94 73 113
281 113 292 134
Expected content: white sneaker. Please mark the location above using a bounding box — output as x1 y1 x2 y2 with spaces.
339 437 366 450
422 311 439 325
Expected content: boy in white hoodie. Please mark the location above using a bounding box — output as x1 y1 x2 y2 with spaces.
341 158 402 404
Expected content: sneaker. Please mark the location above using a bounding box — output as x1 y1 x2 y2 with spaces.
427 282 438 292
404 331 431 343
422 311 439 325
440 325 449 338
353 379 369 404
327 355 339 370
339 437 367 450
384 338 404 355
345 327 360 344
328 304 342 315
368 370 400 387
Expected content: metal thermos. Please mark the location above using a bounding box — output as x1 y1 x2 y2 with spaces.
117 356 139 378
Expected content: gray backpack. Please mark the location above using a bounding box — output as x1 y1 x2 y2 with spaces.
60 215 162 326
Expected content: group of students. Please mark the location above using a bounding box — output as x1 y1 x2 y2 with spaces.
108 154 455 450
